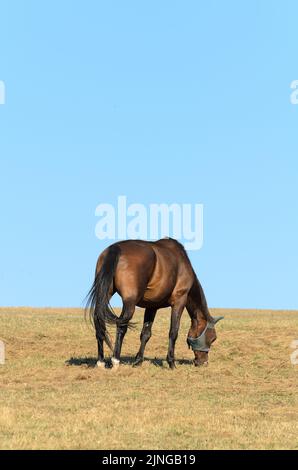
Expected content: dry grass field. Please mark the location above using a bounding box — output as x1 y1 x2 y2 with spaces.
0 307 297 450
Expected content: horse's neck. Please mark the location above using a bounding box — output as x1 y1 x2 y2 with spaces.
189 275 211 323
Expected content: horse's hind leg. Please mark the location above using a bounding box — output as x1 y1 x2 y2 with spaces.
94 317 105 368
133 308 157 367
112 299 136 367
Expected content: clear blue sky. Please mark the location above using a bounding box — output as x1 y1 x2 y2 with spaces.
0 1 297 309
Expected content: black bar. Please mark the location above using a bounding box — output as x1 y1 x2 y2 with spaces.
0 450 297 467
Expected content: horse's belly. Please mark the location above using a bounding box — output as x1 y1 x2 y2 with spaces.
142 285 172 304
142 276 176 306
138 288 172 309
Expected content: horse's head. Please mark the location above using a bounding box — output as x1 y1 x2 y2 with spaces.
187 316 224 366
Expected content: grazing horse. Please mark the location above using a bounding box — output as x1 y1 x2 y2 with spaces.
86 238 223 369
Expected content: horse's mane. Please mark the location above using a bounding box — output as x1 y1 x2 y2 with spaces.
158 237 194 266
159 238 213 323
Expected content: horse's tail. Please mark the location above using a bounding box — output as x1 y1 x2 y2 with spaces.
85 244 121 350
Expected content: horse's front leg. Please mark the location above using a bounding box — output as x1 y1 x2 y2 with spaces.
166 298 186 369
134 308 157 366
112 299 135 368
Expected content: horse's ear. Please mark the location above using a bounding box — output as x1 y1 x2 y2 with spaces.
213 316 224 324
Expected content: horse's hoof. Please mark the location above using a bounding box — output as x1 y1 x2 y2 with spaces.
133 358 143 367
96 360 105 369
111 357 120 369
194 360 208 367
168 362 176 370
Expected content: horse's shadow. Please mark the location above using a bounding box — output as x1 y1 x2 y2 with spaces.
65 355 193 368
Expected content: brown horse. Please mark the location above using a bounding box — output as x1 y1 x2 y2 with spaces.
86 238 223 369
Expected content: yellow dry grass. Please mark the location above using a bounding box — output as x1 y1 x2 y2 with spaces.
0 307 297 450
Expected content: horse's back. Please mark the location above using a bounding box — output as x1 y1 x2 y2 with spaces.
97 239 194 307
121 239 194 307
114 240 157 302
